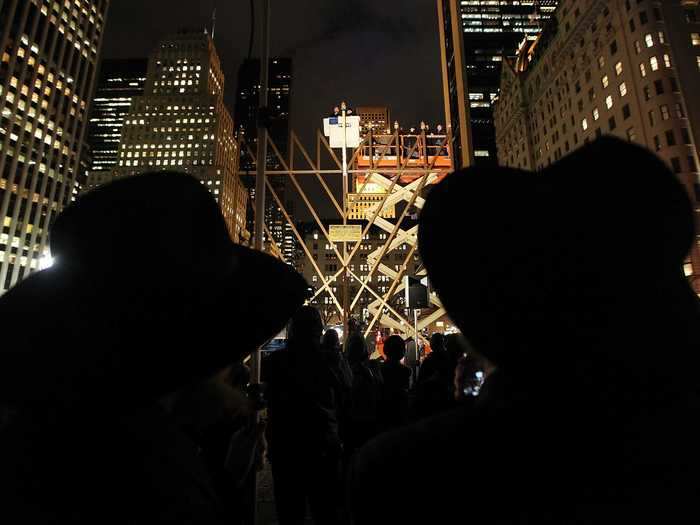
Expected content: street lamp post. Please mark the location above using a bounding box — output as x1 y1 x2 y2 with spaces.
252 0 270 381
341 101 349 347
251 1 270 524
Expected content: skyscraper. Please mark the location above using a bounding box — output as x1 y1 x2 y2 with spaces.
82 58 147 193
234 57 292 170
357 106 391 135
0 0 110 294
112 30 248 243
437 0 558 167
235 58 295 262
494 0 700 293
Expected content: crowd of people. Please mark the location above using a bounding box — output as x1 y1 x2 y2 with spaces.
1 137 700 524
262 309 488 523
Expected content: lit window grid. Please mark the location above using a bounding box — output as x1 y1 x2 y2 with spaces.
0 0 108 292
298 228 421 308
492 0 700 288
495 0 697 170
86 67 147 176
111 31 247 242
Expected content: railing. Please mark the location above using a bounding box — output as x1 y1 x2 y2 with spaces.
357 133 452 168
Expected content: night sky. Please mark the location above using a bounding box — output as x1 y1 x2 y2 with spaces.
102 0 444 142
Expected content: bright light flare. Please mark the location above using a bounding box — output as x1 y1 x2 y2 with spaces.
39 254 54 270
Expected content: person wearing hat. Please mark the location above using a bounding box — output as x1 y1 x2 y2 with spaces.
264 305 349 525
0 173 308 524
348 137 700 523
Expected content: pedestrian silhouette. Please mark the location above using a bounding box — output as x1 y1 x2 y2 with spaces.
345 334 383 454
321 328 353 450
445 333 481 401
349 137 700 523
403 336 420 386
417 333 448 383
414 333 453 417
0 173 308 524
263 306 345 525
379 335 411 429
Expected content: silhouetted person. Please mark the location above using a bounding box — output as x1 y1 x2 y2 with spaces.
349 138 700 523
445 333 463 372
345 334 383 454
418 333 448 382
414 333 453 418
264 306 345 525
445 334 474 399
321 328 353 448
0 173 308 524
321 329 353 391
404 337 420 386
379 335 411 429
172 362 261 525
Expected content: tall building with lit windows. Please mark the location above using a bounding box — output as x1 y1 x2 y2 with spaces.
235 58 294 259
82 58 147 193
437 0 558 167
494 0 700 293
235 57 292 171
296 225 420 325
0 0 110 294
112 30 248 243
357 106 391 135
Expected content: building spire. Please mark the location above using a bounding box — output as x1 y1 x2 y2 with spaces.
211 7 217 40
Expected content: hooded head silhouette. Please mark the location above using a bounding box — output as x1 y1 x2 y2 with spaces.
419 137 700 398
0 172 309 408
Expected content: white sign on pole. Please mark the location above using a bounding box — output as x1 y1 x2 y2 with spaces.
329 224 363 243
323 116 362 149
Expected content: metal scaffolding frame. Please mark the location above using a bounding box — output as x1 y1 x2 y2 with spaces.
244 127 455 343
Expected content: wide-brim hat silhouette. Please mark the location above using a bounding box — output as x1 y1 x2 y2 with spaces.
0 173 309 407
418 137 698 374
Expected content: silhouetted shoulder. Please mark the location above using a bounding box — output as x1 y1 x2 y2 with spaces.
349 406 475 523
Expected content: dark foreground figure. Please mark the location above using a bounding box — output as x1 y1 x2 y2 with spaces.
0 174 308 524
379 335 411 430
263 308 347 525
349 138 700 523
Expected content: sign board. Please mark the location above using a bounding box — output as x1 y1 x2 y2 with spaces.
329 224 363 243
323 115 362 149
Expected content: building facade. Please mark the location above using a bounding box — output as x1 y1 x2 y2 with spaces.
0 0 110 293
235 57 292 170
357 106 391 135
111 30 247 243
82 58 147 193
261 192 297 265
494 0 700 292
235 57 294 258
437 0 558 167
296 225 419 325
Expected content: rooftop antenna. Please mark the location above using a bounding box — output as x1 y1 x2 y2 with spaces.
211 7 217 40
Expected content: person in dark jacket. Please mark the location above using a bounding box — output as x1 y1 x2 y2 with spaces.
0 173 308 525
321 328 353 395
320 328 353 448
264 306 345 525
379 335 411 429
173 362 260 525
349 138 700 523
345 334 383 454
414 333 453 418
418 333 448 380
